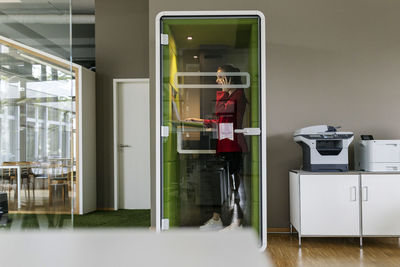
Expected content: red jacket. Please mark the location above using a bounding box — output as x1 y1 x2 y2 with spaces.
204 89 248 154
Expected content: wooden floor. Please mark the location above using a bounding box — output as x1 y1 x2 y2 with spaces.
267 233 400 267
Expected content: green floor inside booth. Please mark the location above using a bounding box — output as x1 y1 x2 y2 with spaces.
3 210 151 229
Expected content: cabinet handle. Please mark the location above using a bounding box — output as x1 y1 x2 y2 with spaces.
119 144 131 148
362 186 368 201
350 186 357 201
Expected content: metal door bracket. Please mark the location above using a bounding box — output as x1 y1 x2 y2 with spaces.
161 34 169 45
162 219 169 230
161 126 169 137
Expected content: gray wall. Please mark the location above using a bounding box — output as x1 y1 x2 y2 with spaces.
149 0 400 227
95 0 149 208
95 0 400 227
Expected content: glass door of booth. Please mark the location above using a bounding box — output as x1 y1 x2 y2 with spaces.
158 13 265 246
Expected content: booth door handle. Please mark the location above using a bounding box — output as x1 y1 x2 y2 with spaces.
234 128 261 136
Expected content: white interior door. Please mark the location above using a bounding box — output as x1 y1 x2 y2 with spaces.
116 79 150 209
362 174 400 236
300 175 360 236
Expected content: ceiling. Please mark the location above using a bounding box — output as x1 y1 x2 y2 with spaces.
0 0 95 69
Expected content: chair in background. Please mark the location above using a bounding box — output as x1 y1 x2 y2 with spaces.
0 165 13 195
2 162 18 199
21 162 36 199
1 162 36 201
30 162 48 190
48 163 70 207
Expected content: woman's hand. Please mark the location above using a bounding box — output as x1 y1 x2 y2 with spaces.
185 118 204 123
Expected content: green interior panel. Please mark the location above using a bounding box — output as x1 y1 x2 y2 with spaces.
161 16 261 233
162 23 180 226
249 22 260 232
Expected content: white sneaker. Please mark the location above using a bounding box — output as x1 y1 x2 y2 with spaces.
199 217 223 231
220 222 243 232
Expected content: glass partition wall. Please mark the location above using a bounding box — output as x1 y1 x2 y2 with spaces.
0 0 74 228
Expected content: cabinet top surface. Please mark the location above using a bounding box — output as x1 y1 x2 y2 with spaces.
290 170 400 175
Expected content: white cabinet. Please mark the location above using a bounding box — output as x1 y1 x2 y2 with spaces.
361 174 400 236
290 172 360 240
290 171 400 246
300 174 360 236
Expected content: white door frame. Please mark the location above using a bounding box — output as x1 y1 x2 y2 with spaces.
155 11 267 250
113 78 150 210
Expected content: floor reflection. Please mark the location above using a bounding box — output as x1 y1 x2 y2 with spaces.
2 189 74 213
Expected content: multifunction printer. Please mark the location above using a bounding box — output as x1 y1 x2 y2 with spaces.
294 125 354 172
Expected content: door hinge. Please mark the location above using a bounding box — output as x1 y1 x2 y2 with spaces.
162 219 169 230
161 126 169 137
161 34 169 45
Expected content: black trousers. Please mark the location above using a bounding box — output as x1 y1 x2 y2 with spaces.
212 152 244 220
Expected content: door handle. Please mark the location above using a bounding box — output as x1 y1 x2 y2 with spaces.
234 128 261 136
362 186 368 201
119 144 131 148
350 186 357 201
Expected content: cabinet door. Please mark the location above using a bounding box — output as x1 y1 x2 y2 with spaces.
301 175 360 236
361 174 400 236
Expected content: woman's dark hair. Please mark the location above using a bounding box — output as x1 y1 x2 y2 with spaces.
218 64 248 103
218 64 242 85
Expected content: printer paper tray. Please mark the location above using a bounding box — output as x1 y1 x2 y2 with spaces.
363 162 400 172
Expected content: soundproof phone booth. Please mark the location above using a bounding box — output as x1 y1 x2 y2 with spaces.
155 11 267 249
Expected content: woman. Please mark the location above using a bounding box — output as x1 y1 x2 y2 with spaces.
187 64 247 230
